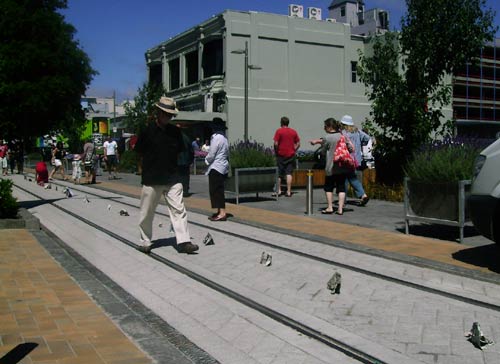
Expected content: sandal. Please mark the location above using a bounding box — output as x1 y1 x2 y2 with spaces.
321 209 334 214
335 211 343 215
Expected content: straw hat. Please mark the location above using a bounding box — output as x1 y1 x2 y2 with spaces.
155 96 179 115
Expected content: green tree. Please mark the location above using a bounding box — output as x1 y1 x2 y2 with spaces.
124 82 164 134
0 0 96 140
358 0 496 183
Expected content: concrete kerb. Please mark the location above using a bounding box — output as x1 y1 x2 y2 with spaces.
0 207 40 230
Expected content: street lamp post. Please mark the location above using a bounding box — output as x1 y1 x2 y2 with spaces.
231 41 261 142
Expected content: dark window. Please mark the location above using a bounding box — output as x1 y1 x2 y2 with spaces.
379 11 388 29
149 64 162 88
351 61 357 83
185 50 199 86
340 6 345 17
169 58 180 90
202 39 223 78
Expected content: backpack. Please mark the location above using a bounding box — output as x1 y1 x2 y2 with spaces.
84 144 95 166
333 135 357 170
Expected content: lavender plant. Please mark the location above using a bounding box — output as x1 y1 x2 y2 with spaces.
404 137 494 183
229 140 276 169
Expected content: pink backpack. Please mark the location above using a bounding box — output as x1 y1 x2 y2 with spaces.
333 135 357 170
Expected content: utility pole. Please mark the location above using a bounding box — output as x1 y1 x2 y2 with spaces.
231 41 262 142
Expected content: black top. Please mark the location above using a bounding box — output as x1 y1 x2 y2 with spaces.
135 122 184 185
54 148 63 159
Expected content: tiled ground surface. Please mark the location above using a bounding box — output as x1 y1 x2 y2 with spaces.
0 229 152 364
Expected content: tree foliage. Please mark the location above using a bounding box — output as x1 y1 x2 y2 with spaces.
124 82 165 134
0 0 96 140
358 0 496 183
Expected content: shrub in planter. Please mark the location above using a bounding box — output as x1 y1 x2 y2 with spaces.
404 137 492 183
226 141 277 200
229 140 275 169
404 137 493 219
0 179 19 219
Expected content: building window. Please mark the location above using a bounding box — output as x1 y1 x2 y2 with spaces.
351 61 357 83
340 6 345 17
149 63 162 88
185 51 199 86
202 39 223 78
169 58 180 90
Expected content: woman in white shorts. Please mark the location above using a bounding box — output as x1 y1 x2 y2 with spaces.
49 142 67 180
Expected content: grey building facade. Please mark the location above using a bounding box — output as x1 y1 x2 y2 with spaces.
145 8 375 145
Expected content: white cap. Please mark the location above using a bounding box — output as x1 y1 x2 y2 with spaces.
340 115 354 126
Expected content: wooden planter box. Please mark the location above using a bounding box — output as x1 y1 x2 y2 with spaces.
292 169 325 187
225 167 279 204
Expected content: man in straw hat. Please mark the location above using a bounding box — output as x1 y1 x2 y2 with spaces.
134 96 199 254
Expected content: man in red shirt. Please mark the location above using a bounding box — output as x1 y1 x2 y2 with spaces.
273 116 300 197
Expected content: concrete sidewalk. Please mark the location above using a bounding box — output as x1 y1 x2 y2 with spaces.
100 172 492 247
92 172 499 279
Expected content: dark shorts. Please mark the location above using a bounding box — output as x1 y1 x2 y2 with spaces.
323 174 347 194
277 155 295 177
106 155 117 167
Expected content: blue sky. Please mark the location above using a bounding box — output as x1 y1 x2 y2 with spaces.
62 0 500 103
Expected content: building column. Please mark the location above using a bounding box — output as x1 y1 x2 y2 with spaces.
162 47 169 91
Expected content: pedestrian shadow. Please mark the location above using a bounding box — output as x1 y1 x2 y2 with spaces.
225 196 277 204
150 238 176 251
452 244 500 274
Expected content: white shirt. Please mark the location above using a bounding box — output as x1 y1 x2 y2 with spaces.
205 133 229 175
103 140 117 156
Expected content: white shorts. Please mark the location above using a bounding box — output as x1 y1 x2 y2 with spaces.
0 157 7 169
54 159 62 167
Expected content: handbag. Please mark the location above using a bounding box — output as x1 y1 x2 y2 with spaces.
333 135 357 170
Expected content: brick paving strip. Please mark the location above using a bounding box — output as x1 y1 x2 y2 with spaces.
0 229 152 364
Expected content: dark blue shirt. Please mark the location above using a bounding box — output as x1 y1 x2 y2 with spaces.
135 122 184 185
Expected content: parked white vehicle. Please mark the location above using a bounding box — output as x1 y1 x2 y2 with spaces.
469 138 500 244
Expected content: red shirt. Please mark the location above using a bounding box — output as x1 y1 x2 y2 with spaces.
273 127 300 158
35 162 48 183
0 145 8 158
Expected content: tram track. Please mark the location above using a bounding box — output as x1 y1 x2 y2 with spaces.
15 179 500 313
12 178 500 364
